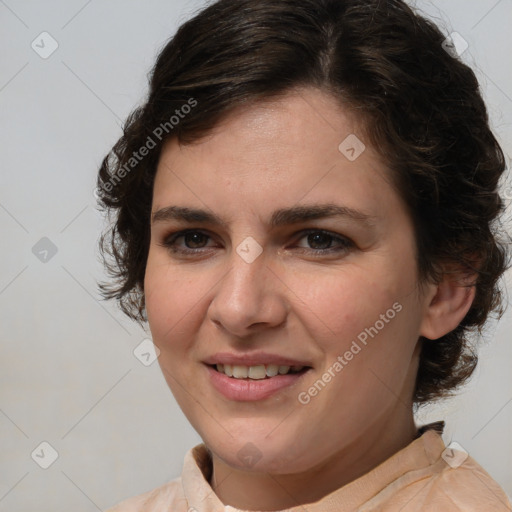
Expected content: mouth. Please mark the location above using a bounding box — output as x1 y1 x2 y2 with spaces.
209 363 311 380
205 363 313 401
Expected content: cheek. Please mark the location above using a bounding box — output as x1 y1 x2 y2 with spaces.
144 256 198 346
294 265 413 348
311 271 420 389
144 260 207 405
295 262 422 404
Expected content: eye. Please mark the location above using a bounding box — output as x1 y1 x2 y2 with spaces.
160 230 215 255
158 228 354 257
294 229 354 254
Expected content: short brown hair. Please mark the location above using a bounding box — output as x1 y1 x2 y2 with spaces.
96 0 509 404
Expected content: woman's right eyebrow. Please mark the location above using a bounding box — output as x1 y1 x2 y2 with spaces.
151 203 377 229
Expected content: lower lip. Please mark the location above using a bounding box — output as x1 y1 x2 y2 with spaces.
205 365 311 401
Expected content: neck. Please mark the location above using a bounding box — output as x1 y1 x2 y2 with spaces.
209 407 417 510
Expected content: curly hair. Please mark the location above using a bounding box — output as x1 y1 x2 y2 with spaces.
96 0 509 405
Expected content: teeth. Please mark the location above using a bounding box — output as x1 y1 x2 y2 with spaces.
214 363 305 379
266 364 279 377
248 365 266 380
232 365 248 378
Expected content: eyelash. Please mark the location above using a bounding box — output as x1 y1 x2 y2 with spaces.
159 229 354 257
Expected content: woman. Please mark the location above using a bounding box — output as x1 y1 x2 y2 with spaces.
97 0 511 509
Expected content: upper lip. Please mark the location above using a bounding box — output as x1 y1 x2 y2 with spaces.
203 352 313 367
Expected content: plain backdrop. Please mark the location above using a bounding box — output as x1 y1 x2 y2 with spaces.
1 0 511 510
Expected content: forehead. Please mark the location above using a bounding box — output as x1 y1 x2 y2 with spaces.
171 89 365 160
151 88 401 226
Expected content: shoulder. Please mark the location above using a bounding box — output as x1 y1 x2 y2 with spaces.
414 451 511 511
105 476 188 512
363 430 511 511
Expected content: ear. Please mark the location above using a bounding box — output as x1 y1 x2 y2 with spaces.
419 271 476 341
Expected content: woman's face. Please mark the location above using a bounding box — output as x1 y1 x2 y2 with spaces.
144 88 432 474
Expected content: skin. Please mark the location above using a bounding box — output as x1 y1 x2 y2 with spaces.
144 87 475 510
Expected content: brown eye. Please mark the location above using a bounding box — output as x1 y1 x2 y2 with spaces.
181 232 209 249
306 232 335 250
295 229 354 254
160 229 215 255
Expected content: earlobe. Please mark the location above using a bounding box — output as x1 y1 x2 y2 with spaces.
419 276 476 340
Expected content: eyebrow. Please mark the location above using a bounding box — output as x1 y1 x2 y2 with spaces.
151 203 377 228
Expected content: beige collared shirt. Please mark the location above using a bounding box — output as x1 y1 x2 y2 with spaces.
106 426 511 511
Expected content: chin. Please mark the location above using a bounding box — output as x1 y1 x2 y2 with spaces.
203 428 320 474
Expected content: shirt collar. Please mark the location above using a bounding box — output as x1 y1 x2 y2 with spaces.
182 423 446 512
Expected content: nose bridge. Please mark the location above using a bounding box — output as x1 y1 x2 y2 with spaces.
209 240 286 334
220 242 268 309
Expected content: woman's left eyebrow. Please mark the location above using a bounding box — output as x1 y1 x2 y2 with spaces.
151 203 377 229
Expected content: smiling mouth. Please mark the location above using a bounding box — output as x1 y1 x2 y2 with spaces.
210 363 311 380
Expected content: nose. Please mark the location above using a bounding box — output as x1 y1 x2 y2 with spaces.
207 244 289 338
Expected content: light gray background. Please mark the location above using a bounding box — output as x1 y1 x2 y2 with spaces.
1 1 511 510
